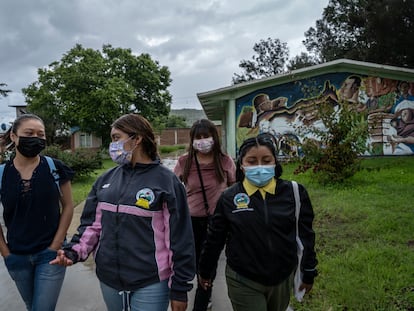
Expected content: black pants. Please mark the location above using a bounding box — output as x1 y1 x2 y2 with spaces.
191 217 217 311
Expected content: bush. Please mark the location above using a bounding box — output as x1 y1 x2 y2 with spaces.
294 101 369 184
43 145 103 180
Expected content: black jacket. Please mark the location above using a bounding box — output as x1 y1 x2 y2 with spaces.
199 178 317 286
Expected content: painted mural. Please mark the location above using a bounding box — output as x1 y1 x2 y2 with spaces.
236 72 414 157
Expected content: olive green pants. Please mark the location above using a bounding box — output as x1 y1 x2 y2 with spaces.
225 265 293 311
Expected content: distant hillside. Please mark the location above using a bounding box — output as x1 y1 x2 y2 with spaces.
170 109 207 127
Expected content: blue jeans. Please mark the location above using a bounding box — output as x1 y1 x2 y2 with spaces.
100 279 169 311
4 248 66 311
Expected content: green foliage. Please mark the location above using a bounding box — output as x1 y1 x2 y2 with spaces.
232 38 289 84
294 101 369 184
159 144 186 154
166 115 187 128
43 145 103 180
287 52 319 71
303 0 414 67
23 44 172 146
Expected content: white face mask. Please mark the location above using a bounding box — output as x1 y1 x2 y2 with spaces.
193 137 214 154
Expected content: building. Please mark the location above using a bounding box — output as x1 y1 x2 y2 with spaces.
197 59 414 158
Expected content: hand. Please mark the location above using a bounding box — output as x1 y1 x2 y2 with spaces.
49 249 74 266
170 299 187 311
198 275 212 291
299 282 313 294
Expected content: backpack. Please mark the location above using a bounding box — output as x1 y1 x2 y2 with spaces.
0 156 61 195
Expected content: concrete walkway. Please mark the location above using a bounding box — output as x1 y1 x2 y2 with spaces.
0 200 233 310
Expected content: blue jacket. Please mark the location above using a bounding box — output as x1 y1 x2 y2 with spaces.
64 159 195 301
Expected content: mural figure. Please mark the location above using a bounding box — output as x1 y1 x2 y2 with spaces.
338 75 361 103
236 73 414 157
388 100 414 153
391 81 414 113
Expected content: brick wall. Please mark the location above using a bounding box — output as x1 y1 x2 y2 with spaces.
157 126 222 146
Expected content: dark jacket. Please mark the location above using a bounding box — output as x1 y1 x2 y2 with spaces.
199 178 317 286
64 160 195 301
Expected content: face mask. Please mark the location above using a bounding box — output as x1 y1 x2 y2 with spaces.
243 165 275 187
17 136 46 158
193 137 214 154
109 139 133 165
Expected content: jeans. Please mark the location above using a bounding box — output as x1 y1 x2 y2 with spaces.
100 279 169 311
4 248 66 311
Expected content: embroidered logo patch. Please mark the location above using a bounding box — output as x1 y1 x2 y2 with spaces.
135 188 155 209
233 193 250 209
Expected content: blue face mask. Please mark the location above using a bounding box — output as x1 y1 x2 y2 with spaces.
109 139 133 165
243 165 275 187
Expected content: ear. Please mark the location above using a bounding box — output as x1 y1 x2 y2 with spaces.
134 135 143 146
10 132 18 143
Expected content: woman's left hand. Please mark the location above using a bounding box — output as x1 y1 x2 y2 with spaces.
170 299 187 311
299 282 313 294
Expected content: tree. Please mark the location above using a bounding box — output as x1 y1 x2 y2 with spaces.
0 83 11 98
232 38 289 84
287 52 319 71
303 0 414 67
166 115 187 128
23 44 172 145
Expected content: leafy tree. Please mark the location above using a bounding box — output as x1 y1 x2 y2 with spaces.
293 101 369 184
166 115 187 128
232 38 289 84
23 44 172 145
303 0 414 67
0 83 11 97
287 52 319 71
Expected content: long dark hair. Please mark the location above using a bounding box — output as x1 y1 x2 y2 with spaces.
236 133 283 182
181 119 226 184
0 114 44 151
111 114 159 161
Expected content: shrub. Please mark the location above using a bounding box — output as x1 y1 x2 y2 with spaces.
43 145 103 180
294 101 369 184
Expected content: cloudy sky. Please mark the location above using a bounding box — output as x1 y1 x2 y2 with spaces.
0 0 329 123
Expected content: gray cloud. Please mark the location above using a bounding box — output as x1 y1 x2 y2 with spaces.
0 0 328 122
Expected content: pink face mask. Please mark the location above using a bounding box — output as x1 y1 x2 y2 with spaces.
193 137 214 154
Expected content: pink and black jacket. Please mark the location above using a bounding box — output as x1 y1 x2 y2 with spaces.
64 159 196 301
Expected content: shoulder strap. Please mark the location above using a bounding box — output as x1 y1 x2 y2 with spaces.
0 158 61 195
45 156 61 195
292 181 300 236
194 154 210 216
0 163 4 193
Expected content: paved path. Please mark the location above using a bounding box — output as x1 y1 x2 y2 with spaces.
0 199 232 311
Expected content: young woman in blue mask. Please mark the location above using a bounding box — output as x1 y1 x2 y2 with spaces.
174 119 236 311
0 114 74 311
197 134 318 311
51 113 195 311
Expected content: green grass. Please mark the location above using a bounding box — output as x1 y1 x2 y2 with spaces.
71 158 115 205
283 156 414 311
71 156 414 310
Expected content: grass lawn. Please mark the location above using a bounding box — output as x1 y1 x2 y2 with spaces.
71 156 414 310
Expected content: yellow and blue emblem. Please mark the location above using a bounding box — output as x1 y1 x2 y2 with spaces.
233 193 250 209
135 188 155 209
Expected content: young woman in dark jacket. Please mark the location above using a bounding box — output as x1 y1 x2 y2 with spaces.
198 134 318 311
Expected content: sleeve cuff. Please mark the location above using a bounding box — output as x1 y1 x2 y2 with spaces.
302 269 318 284
170 290 188 302
63 249 79 264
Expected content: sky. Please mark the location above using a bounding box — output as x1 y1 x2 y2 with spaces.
0 0 329 125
